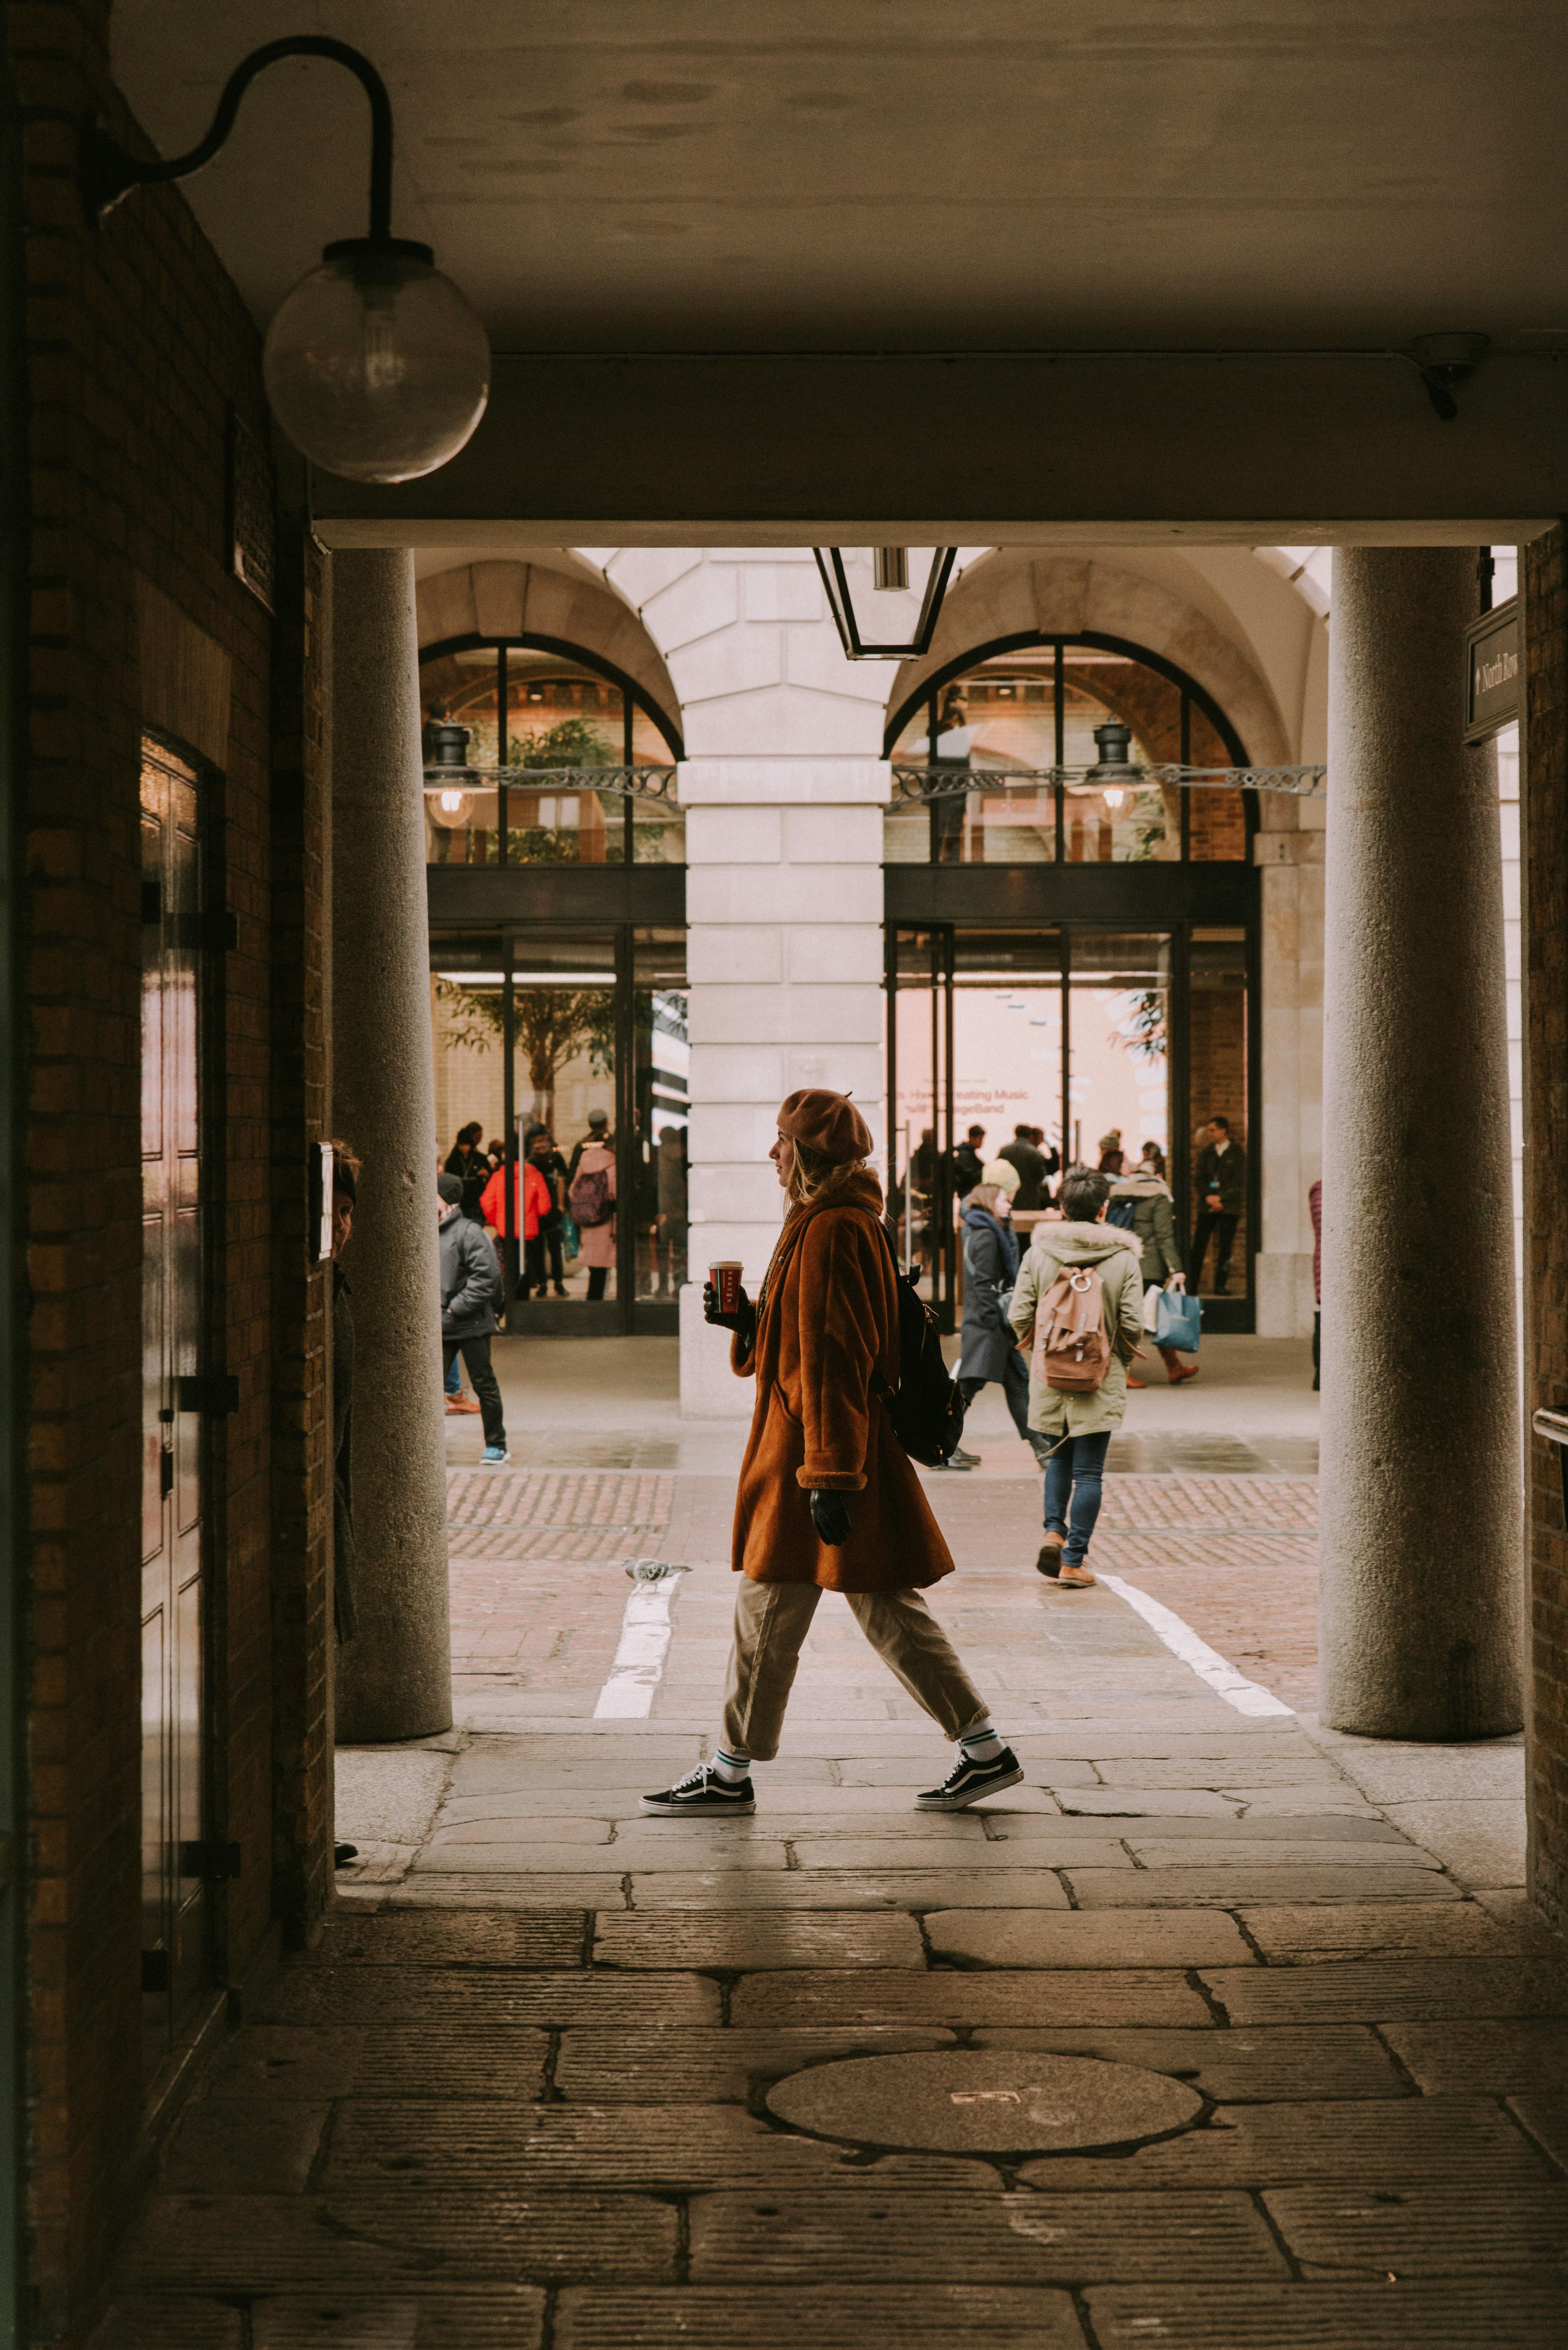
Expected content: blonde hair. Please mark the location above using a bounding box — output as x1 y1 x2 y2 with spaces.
786 1135 868 1209
966 1182 1007 1216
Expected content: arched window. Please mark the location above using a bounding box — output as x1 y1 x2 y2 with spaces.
418 635 683 869
884 633 1252 867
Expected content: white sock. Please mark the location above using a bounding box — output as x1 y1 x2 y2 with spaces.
960 1718 1004 1763
711 1747 751 1783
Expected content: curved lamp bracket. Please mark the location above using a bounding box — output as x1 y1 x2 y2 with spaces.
81 35 396 242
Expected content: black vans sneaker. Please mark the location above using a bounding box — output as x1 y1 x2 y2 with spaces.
640 1764 756 1817
914 1746 1025 1811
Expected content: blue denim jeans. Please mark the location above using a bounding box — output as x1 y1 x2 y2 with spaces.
1042 1430 1112 1565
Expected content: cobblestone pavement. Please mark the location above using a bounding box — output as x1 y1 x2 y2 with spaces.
93 1445 1565 2348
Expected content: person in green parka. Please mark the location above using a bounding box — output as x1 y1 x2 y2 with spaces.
1110 1166 1200 1388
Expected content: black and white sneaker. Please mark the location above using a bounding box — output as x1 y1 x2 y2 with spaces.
640 1764 756 1817
914 1747 1025 1811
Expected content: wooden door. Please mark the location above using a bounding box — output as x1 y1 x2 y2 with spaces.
139 741 208 2069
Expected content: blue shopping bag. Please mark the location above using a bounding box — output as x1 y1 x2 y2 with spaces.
1155 1287 1202 1353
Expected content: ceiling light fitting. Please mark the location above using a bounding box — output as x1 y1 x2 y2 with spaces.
813 547 958 660
79 36 490 482
1407 332 1489 423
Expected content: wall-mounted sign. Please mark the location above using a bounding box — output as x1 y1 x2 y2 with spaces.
1464 596 1519 743
310 1141 335 1265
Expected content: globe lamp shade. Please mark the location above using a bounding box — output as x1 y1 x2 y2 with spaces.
263 237 490 483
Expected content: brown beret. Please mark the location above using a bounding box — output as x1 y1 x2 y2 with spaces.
776 1088 874 1164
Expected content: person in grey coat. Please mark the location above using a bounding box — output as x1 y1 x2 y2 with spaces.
955 1179 1043 1463
439 1173 509 1462
1109 1169 1199 1387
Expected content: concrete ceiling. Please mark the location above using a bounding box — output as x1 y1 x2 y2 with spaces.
110 1 1568 355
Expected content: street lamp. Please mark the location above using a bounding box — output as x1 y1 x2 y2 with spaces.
813 547 959 660
80 36 490 484
1083 722 1141 809
423 718 478 825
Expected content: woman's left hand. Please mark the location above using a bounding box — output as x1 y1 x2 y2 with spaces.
809 1490 851 1546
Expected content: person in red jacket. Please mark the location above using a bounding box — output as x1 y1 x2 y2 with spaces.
479 1154 552 1296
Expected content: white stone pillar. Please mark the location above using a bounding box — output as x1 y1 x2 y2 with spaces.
331 550 452 1740
592 550 890 1417
1319 546 1520 1738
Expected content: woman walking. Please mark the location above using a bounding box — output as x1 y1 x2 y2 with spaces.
1010 1165 1144 1588
1109 1164 1198 1387
642 1088 1020 1816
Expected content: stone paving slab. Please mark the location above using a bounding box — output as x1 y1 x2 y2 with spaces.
971 2025 1408 2102
1265 2180 1568 2275
1016 2096 1555 2187
687 2184 1288 2281
256 1966 720 2028
1203 1955 1568 2024
252 2290 548 2347
125 2191 678 2286
791 1838 1134 1870
1240 1901 1536 1962
1510 2093 1568 2168
731 1968 1215 2029
1113 1836 1433 1867
924 1908 1252 1968
625 1870 1074 1911
411 1840 794 1874
554 2028 957 2103
1083 2278 1568 2347
425 1818 617 1846
381 1876 633 1910
1094 1756 1349 1788
989 1813 1409 1845
207 2023 550 2101
592 1909 926 1970
1064 1867 1464 1907
158 2100 327 2193
313 1909 586 1968
319 2104 995 2193
1381 2017 1568 2093
554 2285 1088 2349
80 2298 244 2348
1052 1785 1244 1816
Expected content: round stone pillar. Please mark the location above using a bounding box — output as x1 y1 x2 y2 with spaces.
331 549 452 1741
1320 546 1520 1738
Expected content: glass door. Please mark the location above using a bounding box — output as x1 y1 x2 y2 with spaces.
888 920 1252 1328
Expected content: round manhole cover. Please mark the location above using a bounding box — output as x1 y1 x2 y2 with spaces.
766 2049 1202 2155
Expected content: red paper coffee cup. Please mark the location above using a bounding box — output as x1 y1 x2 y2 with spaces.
709 1260 743 1314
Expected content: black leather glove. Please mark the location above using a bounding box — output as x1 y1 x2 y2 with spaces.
702 1279 756 1349
809 1489 852 1547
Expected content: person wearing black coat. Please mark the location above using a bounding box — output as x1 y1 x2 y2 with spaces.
1192 1115 1247 1294
439 1173 508 1460
954 1182 1042 1462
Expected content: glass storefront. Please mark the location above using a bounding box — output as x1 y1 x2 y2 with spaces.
430 924 687 1334
886 641 1249 867
888 923 1252 1326
420 641 683 868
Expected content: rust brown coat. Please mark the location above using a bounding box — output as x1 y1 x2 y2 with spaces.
729 1169 955 1593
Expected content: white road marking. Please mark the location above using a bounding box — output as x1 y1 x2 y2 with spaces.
592 1561 688 1718
1099 1573 1294 1717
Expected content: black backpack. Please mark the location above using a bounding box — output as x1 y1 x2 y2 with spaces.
870 1224 968 1467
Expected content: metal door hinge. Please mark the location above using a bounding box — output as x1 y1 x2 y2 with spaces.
179 1840 242 1880
177 1374 240 1415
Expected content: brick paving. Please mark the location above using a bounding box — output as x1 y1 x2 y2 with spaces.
88 1451 1568 2346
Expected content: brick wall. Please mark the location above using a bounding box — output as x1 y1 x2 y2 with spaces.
12 3 330 2335
1525 521 1568 1932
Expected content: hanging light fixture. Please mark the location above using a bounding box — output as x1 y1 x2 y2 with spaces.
80 36 490 483
423 717 478 824
813 547 958 660
1083 721 1140 809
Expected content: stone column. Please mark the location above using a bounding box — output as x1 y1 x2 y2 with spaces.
331 550 452 1740
1320 546 1520 1738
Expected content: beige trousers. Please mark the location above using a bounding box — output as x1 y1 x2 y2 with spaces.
721 1576 989 1762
